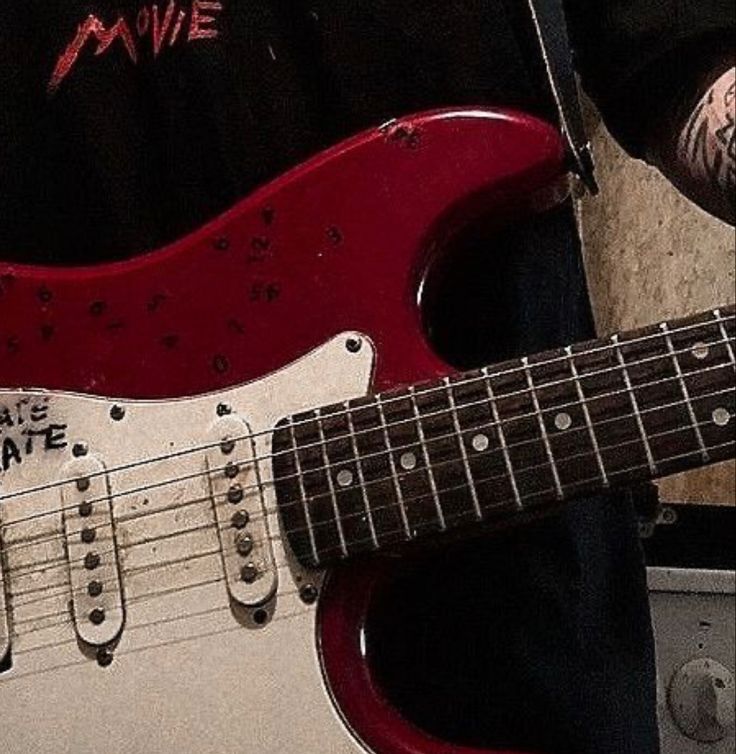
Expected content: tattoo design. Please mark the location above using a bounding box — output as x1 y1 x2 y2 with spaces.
678 70 736 220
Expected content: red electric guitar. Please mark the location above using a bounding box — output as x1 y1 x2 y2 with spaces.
0 109 733 754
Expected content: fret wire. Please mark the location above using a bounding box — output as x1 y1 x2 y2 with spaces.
443 377 483 520
482 368 523 510
565 346 609 487
660 323 710 462
313 408 349 558
3 315 733 515
522 357 564 500
279 338 731 497
343 402 380 550
286 415 321 565
7 404 733 581
29 378 727 572
407 385 447 530
292 435 735 563
611 334 658 475
714 309 736 366
375 394 412 539
2 323 732 517
285 384 732 524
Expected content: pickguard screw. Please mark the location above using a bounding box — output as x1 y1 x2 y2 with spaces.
96 648 114 668
225 462 240 479
76 477 91 493
78 501 93 517
346 337 363 354
89 608 106 625
72 442 89 458
300 584 319 605
217 403 232 417
110 405 126 422
88 580 103 598
253 609 269 626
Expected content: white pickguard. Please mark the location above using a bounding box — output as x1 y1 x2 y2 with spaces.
0 333 375 754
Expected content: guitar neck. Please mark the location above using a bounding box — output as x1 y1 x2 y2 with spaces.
273 305 736 569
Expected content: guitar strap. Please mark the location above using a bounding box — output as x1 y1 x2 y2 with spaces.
526 0 599 194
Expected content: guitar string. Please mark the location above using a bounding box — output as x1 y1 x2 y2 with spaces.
3 377 734 576
4 413 733 616
12 554 300 632
11 400 716 613
1 312 732 507
2 437 734 686
2 333 733 537
3 374 732 569
5 378 732 571
4 594 321 685
2 327 732 540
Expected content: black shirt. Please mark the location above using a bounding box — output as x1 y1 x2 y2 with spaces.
0 1 732 262
0 3 732 753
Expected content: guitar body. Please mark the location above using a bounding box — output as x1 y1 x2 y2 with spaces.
0 109 567 753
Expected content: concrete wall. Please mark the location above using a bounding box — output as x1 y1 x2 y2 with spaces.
578 110 735 505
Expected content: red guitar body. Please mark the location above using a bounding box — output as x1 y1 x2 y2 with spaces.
0 109 566 754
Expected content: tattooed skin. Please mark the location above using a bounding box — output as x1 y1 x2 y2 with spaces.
672 66 736 224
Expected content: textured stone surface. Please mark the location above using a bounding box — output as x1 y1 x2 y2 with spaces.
579 112 735 505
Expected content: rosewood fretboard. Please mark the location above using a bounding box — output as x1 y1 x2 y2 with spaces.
273 305 735 568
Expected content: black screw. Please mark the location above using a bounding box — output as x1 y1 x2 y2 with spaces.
78 501 93 517
253 609 269 626
84 552 101 570
76 477 91 493
225 462 240 479
96 648 114 668
220 437 236 455
88 580 103 598
300 584 319 605
240 563 259 583
110 405 126 422
236 534 254 557
72 442 89 458
231 510 250 529
346 337 363 354
227 484 244 504
89 607 106 625
81 527 96 544
216 403 232 417
214 236 230 251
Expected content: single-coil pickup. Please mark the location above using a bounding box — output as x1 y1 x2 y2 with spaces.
61 456 125 647
207 415 277 608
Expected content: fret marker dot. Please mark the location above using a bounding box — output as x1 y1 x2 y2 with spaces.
472 434 490 452
692 342 710 360
554 412 573 431
400 452 418 471
336 469 354 488
712 407 732 427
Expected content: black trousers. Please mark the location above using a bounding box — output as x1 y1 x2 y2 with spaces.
368 203 660 754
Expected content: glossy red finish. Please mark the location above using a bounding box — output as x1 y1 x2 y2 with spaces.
0 109 564 754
